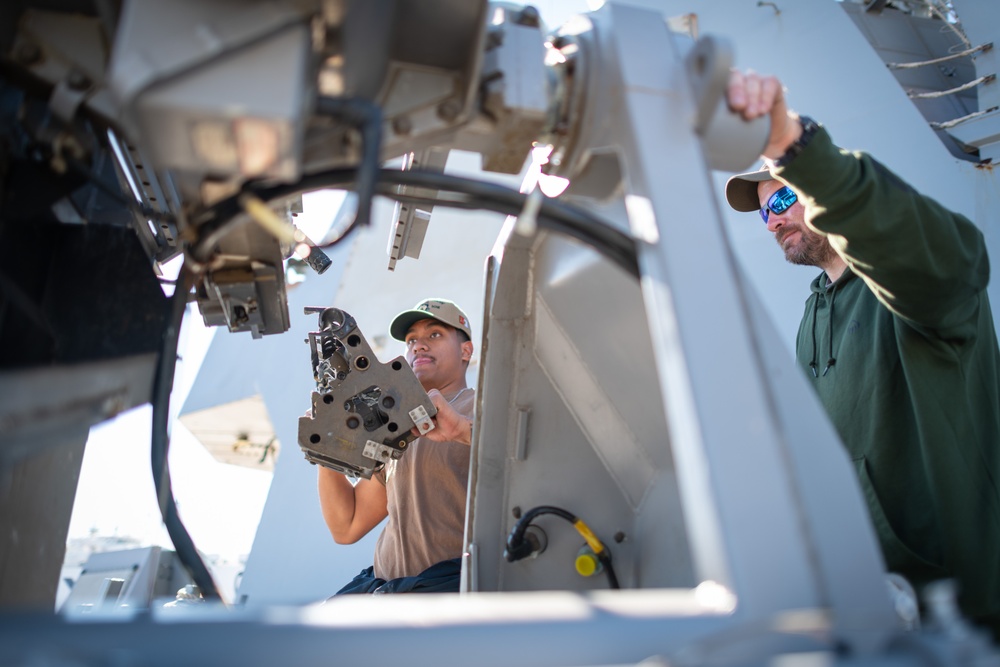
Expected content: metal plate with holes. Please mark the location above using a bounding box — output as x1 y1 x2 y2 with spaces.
296 307 437 479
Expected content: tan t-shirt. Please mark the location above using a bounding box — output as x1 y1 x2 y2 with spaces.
372 387 474 580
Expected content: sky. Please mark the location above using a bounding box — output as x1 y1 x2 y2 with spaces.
66 0 597 565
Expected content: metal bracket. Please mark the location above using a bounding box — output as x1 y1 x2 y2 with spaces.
387 148 449 271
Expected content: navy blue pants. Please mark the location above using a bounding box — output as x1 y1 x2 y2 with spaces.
333 557 461 595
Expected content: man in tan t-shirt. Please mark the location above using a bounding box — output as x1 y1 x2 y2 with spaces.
318 298 476 594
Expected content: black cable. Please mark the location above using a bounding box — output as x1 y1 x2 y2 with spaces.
392 170 633 253
19 105 218 598
505 505 620 590
600 550 620 590
373 178 638 275
192 167 640 278
380 170 638 275
150 269 224 602
314 97 382 230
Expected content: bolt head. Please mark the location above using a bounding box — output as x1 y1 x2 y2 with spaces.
516 6 541 27
391 115 413 136
67 69 92 91
436 99 461 123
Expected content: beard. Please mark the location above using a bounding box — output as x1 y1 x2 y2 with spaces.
777 225 837 268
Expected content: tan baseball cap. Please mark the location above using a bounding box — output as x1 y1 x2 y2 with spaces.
390 298 473 342
725 163 775 213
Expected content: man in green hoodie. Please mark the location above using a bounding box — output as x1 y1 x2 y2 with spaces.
724 70 1000 639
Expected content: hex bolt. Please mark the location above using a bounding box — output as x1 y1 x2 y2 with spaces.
436 98 462 123
392 115 413 136
485 29 503 50
102 396 125 418
67 69 92 91
516 6 541 27
512 506 522 519
613 531 626 543
524 526 547 557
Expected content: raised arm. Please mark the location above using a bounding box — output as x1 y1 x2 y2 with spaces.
317 468 388 544
779 131 987 333
729 69 989 334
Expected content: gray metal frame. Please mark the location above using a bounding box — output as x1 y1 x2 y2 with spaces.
468 3 895 653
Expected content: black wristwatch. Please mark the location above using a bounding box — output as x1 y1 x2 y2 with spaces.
773 116 820 167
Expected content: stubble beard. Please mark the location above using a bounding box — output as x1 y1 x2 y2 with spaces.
778 226 837 268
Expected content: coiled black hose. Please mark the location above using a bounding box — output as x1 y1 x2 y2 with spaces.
505 505 620 590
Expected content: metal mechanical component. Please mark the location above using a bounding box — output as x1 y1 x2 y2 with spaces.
195 261 289 339
297 307 437 479
386 147 449 271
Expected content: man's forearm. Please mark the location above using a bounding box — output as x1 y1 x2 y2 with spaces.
317 466 388 544
317 467 358 544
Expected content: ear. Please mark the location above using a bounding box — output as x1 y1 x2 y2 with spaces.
461 340 474 362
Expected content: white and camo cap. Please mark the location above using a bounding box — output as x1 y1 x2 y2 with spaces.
390 298 473 342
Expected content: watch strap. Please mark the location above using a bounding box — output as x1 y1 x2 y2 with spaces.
774 116 819 168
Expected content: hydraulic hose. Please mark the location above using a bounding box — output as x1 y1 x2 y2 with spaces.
504 505 620 590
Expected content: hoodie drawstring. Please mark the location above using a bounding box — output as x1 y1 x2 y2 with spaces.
808 296 820 377
823 286 838 376
808 283 839 378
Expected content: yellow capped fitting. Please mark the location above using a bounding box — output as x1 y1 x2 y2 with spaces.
575 546 603 577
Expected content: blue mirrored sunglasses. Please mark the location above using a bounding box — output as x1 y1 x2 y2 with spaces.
759 186 797 223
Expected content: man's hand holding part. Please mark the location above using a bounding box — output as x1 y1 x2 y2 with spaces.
413 388 473 446
727 69 802 161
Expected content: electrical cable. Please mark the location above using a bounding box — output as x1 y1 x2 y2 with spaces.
150 268 224 602
505 505 620 590
193 167 640 278
387 170 638 275
21 116 221 597
314 96 382 230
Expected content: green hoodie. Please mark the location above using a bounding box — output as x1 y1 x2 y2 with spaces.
775 127 1000 632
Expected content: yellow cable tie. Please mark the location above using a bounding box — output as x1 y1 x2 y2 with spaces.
240 193 297 245
573 519 604 554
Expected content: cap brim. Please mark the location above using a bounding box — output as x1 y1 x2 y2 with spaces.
390 300 473 342
390 310 432 342
725 168 775 213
